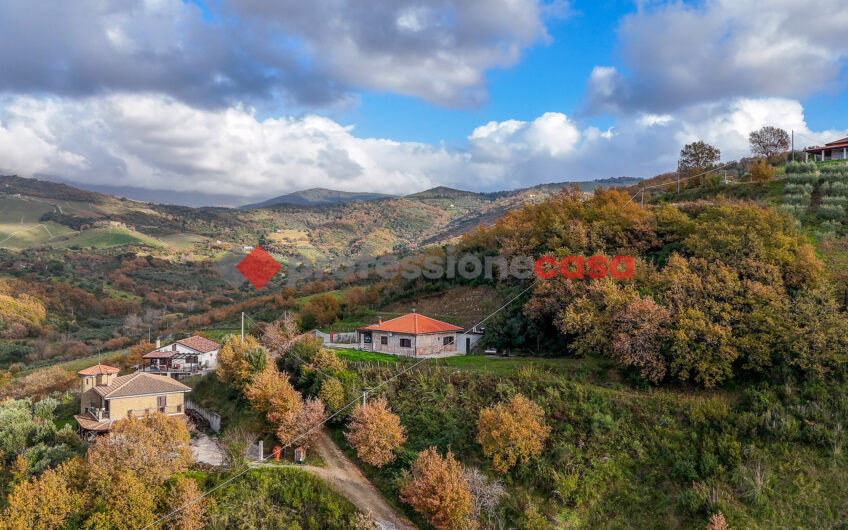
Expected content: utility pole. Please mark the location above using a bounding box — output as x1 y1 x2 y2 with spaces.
361 390 368 407
677 160 681 194
148 325 151 344
241 312 245 343
791 130 795 162
641 189 645 207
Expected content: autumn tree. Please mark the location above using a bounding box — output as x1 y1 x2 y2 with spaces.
319 378 346 412
748 158 775 182
276 397 327 450
2 458 86 529
344 397 407 467
84 471 157 530
610 296 670 383
399 447 474 530
125 339 155 368
300 293 340 328
216 334 266 390
245 369 296 413
476 394 551 473
260 313 299 351
310 348 345 373
86 412 193 486
749 126 789 162
679 140 721 177
166 476 208 530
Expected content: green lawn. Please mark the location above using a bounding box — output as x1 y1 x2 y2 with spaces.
334 348 401 363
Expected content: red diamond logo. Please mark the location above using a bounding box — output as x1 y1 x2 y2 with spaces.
236 245 281 290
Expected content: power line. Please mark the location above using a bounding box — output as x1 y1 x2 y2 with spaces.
241 312 359 391
142 280 538 529
624 161 737 207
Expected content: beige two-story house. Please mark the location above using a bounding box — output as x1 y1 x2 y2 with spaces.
73 363 191 437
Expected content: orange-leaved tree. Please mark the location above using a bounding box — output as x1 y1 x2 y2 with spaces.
244 369 295 413
400 447 474 530
86 412 193 486
476 394 551 473
344 397 407 467
2 457 87 529
216 334 266 390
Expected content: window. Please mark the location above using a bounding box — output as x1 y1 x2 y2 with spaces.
400 338 411 348
380 336 388 345
443 336 454 345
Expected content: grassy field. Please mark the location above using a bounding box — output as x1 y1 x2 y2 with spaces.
15 349 131 378
0 197 75 247
159 232 208 250
53 227 165 249
334 356 848 528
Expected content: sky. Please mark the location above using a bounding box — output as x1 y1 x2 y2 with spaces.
0 0 846 206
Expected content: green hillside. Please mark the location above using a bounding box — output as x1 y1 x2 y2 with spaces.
52 227 165 249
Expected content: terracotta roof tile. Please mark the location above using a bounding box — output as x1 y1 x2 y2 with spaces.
360 313 462 334
175 336 220 353
78 363 120 376
94 372 191 399
73 413 113 432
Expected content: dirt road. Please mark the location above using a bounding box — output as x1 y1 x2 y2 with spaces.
303 431 416 530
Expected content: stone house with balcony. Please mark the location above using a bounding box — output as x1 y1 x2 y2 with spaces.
141 335 220 378
73 363 191 438
356 312 466 356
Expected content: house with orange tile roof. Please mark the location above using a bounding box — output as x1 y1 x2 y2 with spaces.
73 363 191 438
356 312 473 356
141 335 220 378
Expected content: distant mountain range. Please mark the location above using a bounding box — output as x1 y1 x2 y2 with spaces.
240 188 394 209
0 174 642 256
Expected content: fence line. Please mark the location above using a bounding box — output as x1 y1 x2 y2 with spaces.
185 398 221 433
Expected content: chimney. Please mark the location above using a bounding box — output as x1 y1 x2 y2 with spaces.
155 337 160 348
412 308 416 313
378 317 382 325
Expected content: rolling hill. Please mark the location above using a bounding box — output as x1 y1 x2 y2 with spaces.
240 188 394 209
0 175 641 258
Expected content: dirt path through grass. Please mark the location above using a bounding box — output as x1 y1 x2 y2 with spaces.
268 430 416 529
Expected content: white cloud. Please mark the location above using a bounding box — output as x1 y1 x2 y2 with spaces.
0 94 843 205
585 0 848 114
0 0 561 108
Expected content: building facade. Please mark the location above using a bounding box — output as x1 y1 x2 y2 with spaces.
356 312 464 356
73 363 191 438
805 137 848 161
141 335 220 378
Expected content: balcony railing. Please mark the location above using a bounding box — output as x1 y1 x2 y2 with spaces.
140 362 204 374
85 407 109 421
126 405 184 416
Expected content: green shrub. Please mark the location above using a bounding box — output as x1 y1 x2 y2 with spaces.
820 162 848 175
779 204 807 218
786 172 818 184
821 196 848 208
825 181 848 196
783 193 811 207
785 161 817 174
818 204 845 220
783 183 813 195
